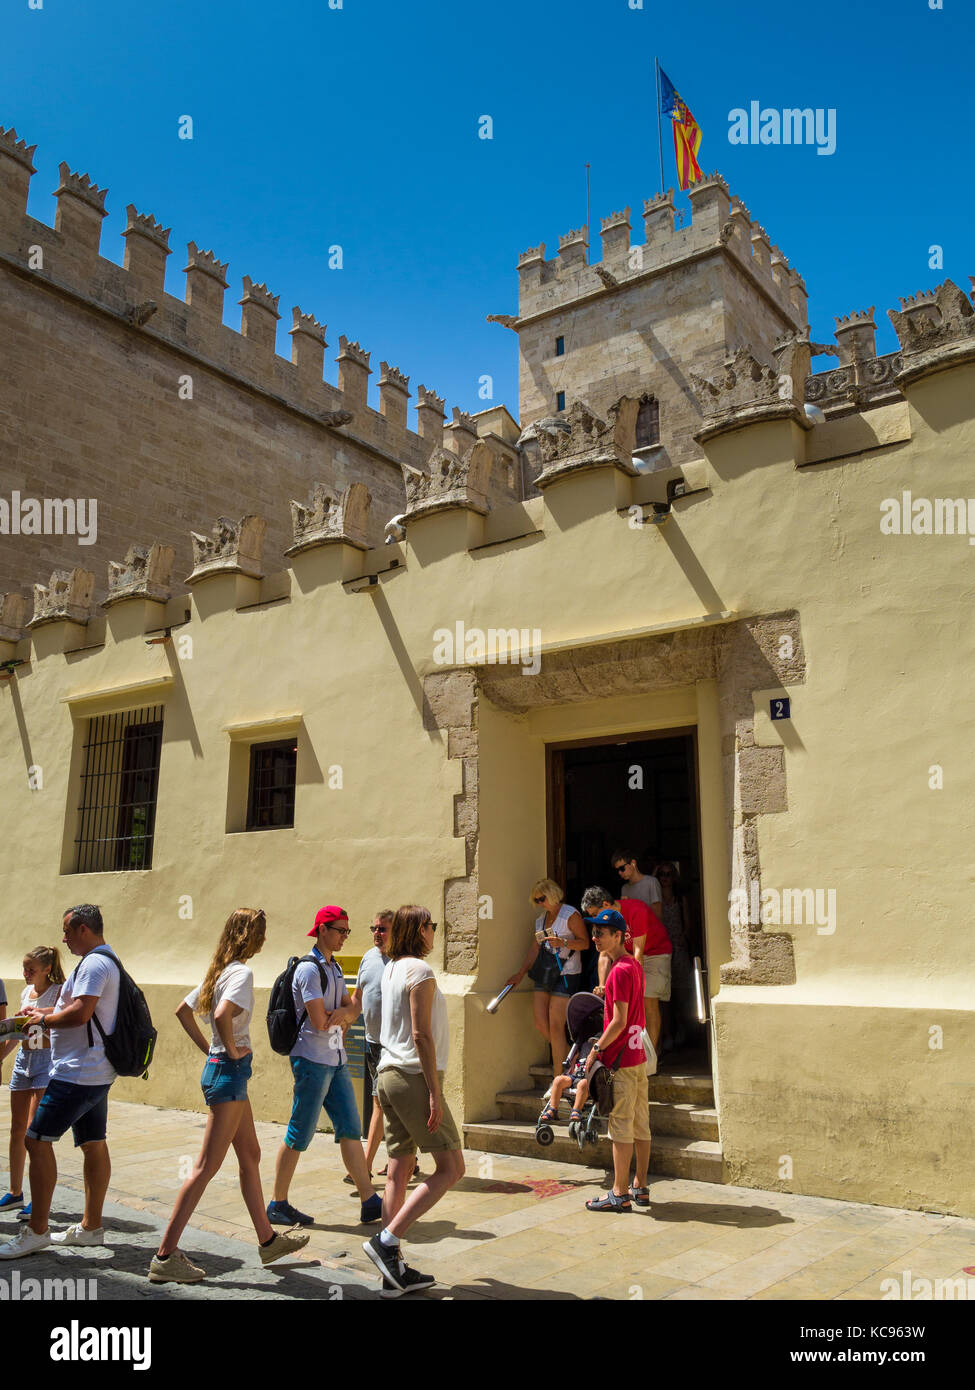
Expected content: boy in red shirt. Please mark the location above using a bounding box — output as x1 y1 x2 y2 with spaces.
583 909 651 1212
583 887 671 1049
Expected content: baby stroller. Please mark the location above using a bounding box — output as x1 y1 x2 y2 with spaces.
535 992 607 1152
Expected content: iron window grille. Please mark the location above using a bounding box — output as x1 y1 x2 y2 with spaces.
246 739 297 831
74 706 164 873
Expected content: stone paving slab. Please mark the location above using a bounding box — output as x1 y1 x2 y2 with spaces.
1 1094 974 1302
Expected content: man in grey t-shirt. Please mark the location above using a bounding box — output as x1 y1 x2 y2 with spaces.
611 848 663 920
350 911 393 1177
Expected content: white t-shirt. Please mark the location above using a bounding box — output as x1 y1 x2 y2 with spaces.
622 875 663 911
290 950 346 1067
535 903 583 976
50 948 121 1087
184 960 254 1055
378 957 449 1074
18 983 58 1049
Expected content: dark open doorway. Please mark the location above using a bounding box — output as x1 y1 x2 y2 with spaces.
547 729 711 1071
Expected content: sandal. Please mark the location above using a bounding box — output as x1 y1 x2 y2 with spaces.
569 1109 582 1122
537 1105 558 1124
586 1193 631 1213
629 1184 650 1207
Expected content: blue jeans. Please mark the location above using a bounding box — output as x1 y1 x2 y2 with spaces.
26 1077 111 1147
201 1053 252 1105
285 1056 361 1150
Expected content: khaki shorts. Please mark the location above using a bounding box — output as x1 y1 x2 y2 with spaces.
376 1066 462 1157
608 1063 651 1144
642 952 672 1001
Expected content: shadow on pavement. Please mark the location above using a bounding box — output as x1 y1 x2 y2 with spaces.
647 1201 794 1229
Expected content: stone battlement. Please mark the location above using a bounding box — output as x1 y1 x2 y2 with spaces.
516 173 807 330
0 124 474 466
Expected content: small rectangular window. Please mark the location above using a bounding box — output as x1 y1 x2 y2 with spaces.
246 740 297 830
555 336 565 356
74 707 163 872
556 391 566 412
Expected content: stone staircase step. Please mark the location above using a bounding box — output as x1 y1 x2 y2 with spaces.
463 1120 724 1183
527 1063 714 1107
494 1090 719 1141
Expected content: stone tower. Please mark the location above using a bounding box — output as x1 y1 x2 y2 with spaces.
507 174 809 469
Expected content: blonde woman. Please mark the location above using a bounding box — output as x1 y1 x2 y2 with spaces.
0 947 65 1220
149 908 309 1284
506 879 589 1082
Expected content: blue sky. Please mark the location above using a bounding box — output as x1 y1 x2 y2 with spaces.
3 0 971 424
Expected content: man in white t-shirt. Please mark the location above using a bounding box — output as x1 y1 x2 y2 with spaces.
0 905 120 1261
268 906 381 1228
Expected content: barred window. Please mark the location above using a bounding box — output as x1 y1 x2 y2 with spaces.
246 740 297 831
74 707 163 873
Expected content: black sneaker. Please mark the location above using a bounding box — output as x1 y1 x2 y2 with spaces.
363 1233 405 1290
380 1266 436 1297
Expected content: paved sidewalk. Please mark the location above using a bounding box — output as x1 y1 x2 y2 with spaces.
2 1097 974 1301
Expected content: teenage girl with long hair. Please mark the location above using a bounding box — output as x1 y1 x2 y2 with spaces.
148 908 308 1283
0 947 65 1220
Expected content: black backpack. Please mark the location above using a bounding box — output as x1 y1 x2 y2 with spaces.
83 946 158 1080
266 954 330 1055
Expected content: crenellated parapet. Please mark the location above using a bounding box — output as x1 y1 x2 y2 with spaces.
516 176 806 333
378 362 410 428
187 516 267 584
30 569 95 628
105 544 175 607
533 396 641 488
287 482 372 554
402 441 492 521
691 344 807 442
415 385 446 447
444 406 478 457
888 280 975 386
0 123 438 471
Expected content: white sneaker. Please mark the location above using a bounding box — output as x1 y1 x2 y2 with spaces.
0 1227 52 1260
51 1224 104 1246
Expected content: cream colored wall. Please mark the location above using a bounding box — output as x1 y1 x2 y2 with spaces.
2 361 974 1210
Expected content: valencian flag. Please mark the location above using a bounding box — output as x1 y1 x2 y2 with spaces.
659 66 703 190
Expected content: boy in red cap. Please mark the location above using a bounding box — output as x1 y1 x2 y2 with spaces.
268 907 381 1226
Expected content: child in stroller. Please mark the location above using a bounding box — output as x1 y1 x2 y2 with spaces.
535 992 606 1152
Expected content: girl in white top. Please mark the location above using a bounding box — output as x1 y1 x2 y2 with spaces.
506 878 589 1084
150 908 308 1285
0 946 65 1216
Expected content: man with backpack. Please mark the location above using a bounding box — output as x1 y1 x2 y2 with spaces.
267 906 382 1226
0 905 130 1258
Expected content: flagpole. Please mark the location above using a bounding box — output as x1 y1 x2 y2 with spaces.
655 57 665 195
585 161 590 264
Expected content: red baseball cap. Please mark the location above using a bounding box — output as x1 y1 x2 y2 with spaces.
309 905 349 937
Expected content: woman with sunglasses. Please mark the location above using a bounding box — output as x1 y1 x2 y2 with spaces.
505 879 589 1085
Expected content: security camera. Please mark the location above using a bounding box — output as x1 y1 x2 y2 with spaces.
803 402 826 425
384 515 406 544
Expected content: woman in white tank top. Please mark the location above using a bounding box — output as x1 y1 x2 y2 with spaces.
505 878 589 1084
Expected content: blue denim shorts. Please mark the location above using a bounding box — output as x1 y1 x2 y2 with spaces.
9 1045 52 1092
201 1052 252 1105
26 1077 111 1147
285 1056 361 1150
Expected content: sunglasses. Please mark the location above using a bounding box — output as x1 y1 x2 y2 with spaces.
328 924 351 936
533 896 546 905
372 924 389 932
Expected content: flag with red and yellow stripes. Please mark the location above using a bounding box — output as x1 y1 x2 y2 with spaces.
659 66 703 190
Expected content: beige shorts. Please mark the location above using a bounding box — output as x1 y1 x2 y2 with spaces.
642 952 672 1001
376 1066 462 1157
608 1063 651 1144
